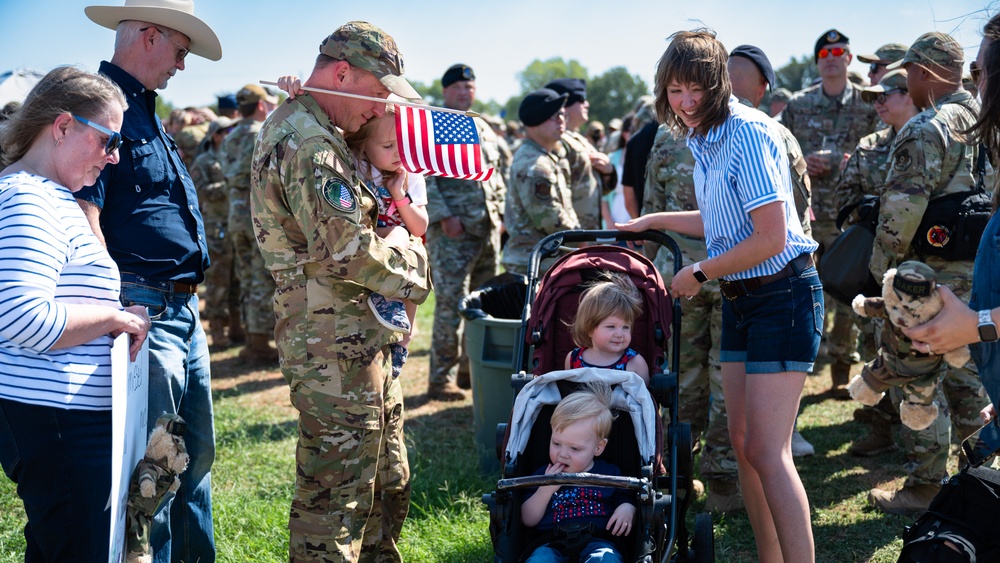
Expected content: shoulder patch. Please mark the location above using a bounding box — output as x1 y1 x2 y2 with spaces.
533 179 553 201
893 148 912 172
321 178 357 213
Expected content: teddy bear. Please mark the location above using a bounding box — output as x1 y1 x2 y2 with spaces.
125 413 190 563
847 261 971 431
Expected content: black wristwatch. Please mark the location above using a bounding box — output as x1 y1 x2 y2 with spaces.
692 262 709 284
979 309 999 342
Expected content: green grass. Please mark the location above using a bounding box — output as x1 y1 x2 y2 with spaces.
0 293 939 562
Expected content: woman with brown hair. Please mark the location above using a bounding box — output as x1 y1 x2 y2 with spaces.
619 30 820 562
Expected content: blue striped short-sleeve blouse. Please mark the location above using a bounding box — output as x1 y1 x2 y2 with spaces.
686 97 818 280
0 172 122 410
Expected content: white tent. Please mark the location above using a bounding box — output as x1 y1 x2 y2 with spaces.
0 68 45 108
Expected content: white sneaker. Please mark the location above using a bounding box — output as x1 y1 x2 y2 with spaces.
791 431 815 457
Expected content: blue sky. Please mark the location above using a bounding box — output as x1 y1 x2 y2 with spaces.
1 0 993 110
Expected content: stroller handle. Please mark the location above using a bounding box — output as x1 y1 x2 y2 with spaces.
496 472 648 492
526 229 682 282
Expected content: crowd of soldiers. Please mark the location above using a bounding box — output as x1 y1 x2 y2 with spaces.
172 26 987 522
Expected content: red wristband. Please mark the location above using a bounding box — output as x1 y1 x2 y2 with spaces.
393 194 411 207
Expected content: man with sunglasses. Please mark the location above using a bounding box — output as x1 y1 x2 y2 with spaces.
780 28 880 397
857 43 908 87
865 31 990 517
76 1 222 562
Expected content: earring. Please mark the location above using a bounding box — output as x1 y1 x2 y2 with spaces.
55 139 61 147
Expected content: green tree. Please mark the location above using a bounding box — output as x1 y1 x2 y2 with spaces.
586 67 649 127
517 57 588 92
773 54 818 93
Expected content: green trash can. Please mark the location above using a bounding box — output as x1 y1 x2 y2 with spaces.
459 273 527 474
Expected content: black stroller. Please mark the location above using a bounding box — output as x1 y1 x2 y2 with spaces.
482 230 714 562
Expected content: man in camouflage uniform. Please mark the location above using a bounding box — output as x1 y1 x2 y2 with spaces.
866 32 989 515
768 87 791 118
780 29 880 394
545 78 616 230
249 22 431 562
223 84 279 363
834 69 917 457
858 43 909 87
501 89 578 275
188 116 238 348
425 64 506 400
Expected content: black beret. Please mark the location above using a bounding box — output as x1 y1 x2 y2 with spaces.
217 94 238 110
545 78 587 106
730 45 776 91
519 88 568 127
815 29 849 63
442 64 475 88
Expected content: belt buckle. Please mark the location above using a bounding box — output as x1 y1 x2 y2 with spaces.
719 279 738 301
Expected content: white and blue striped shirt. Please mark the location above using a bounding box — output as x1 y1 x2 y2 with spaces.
0 172 121 410
687 97 818 280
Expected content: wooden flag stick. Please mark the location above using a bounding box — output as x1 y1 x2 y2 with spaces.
259 80 480 117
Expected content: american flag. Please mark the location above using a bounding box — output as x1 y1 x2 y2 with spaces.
395 105 494 182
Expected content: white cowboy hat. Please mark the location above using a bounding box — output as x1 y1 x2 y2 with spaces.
86 0 221 61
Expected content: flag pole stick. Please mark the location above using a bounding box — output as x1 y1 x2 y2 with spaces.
259 81 480 117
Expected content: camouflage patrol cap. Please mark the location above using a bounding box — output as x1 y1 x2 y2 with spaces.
892 261 938 299
207 116 235 137
770 87 792 103
236 84 278 106
174 122 208 155
319 21 419 100
888 32 964 70
857 43 908 64
861 69 908 103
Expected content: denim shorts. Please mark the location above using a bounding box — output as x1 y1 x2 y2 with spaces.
720 266 823 374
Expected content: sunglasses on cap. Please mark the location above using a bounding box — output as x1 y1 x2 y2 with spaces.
971 61 982 85
874 88 907 105
818 47 849 59
73 115 123 155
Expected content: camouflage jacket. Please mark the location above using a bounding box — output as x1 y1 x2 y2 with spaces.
642 125 704 266
221 117 261 199
188 144 227 206
834 127 895 216
425 115 506 237
780 81 880 221
250 94 431 361
558 130 613 230
501 138 578 271
870 90 981 295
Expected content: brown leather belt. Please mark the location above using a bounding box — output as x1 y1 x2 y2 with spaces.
120 272 198 295
718 254 814 301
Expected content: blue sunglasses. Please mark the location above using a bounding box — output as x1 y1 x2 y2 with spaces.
73 115 123 155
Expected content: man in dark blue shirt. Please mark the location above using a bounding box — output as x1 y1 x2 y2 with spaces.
77 2 221 562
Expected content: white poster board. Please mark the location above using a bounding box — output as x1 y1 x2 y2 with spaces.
108 334 149 563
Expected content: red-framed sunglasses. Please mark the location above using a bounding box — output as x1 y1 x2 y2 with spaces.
818 47 849 59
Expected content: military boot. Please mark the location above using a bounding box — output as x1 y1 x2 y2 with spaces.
428 381 466 402
830 361 852 400
239 333 279 364
209 320 230 350
848 416 898 457
228 310 246 345
868 483 940 516
705 479 744 516
456 369 471 390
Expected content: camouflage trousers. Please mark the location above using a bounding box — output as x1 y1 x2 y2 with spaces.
230 193 277 335
813 220 861 365
426 223 500 388
882 358 988 487
654 249 737 484
202 213 238 324
288 347 410 563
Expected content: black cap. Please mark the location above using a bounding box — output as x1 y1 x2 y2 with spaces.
217 94 238 110
442 64 475 88
730 45 776 91
545 78 587 106
518 88 568 126
815 29 850 63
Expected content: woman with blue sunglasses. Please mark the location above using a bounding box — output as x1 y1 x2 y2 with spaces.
0 65 149 561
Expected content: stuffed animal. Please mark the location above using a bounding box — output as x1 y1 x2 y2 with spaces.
125 413 190 563
848 261 971 431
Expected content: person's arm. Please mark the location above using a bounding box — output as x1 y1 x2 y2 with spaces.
383 169 429 237
424 174 463 237
53 304 150 361
622 185 639 219
606 502 637 536
564 350 573 370
520 463 564 527
626 354 649 385
616 210 704 238
77 200 106 246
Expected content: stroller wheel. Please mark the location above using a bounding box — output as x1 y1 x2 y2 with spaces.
691 512 715 563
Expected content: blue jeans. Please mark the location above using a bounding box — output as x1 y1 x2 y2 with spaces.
526 539 624 562
0 399 112 562
121 283 216 563
720 266 823 374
